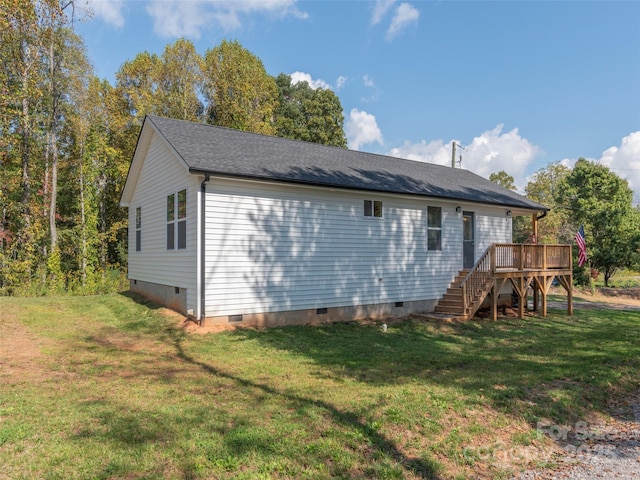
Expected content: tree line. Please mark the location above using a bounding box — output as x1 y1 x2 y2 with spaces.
2 1 638 296
490 161 640 287
1 0 347 295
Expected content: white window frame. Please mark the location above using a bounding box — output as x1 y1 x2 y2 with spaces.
364 199 383 218
135 206 141 252
167 189 187 250
427 206 442 251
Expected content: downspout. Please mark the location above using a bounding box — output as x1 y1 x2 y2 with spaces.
199 174 210 326
532 210 547 244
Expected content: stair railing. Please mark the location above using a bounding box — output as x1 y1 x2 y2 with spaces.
460 245 494 315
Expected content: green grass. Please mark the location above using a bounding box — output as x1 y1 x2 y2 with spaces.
593 269 640 288
1 293 639 479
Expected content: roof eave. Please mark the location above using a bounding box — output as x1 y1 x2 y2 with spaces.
188 167 548 212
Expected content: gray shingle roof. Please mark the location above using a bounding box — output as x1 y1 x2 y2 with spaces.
147 115 547 211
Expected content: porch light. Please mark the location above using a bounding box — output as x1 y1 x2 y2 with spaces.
506 210 512 217
455 206 462 213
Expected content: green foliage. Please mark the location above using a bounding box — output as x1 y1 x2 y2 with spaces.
158 38 204 121
274 73 347 147
46 246 64 293
203 40 278 135
489 171 530 242
559 158 640 286
489 171 516 190
525 163 572 244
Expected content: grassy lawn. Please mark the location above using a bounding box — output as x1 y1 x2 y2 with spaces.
1 294 639 479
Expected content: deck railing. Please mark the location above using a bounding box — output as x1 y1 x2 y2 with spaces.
461 243 572 314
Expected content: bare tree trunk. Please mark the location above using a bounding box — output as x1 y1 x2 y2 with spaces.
48 39 58 252
79 153 87 285
20 96 31 228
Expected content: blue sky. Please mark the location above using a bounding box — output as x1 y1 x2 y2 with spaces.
76 0 640 201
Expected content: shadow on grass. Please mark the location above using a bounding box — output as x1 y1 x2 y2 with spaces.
169 333 443 479
76 296 640 478
226 311 640 424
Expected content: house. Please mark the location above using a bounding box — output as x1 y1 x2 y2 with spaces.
120 115 561 327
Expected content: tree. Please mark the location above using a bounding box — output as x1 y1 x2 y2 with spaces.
488 170 530 242
157 38 204 122
274 73 347 147
489 171 516 191
1 0 45 286
203 40 278 134
115 50 161 122
524 163 572 244
559 158 640 286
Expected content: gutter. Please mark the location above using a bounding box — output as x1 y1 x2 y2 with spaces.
537 210 548 221
199 174 210 326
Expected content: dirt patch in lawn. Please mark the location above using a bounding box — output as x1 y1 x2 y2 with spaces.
595 286 640 302
568 287 640 310
0 312 54 383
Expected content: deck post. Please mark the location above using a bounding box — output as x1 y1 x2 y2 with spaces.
490 244 496 272
519 244 524 270
568 248 573 316
491 280 497 321
461 283 467 315
518 277 525 319
541 280 548 317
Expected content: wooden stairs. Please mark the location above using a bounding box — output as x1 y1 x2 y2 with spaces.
415 243 574 322
429 269 493 321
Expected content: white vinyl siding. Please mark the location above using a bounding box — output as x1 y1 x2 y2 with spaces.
127 131 199 312
204 178 465 317
474 208 512 259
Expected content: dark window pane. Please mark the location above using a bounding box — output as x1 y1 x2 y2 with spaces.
136 207 141 229
167 223 175 250
178 189 187 219
428 206 441 228
167 194 175 222
374 201 383 217
177 220 186 249
135 230 141 252
364 200 372 217
428 230 442 251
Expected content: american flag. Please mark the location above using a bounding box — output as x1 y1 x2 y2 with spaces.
575 225 587 267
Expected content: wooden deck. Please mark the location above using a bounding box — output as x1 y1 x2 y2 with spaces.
433 243 573 321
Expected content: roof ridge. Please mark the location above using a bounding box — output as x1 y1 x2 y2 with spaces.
144 115 548 212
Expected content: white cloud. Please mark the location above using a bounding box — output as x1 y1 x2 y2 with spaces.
362 74 375 87
146 0 307 38
388 124 540 191
599 131 640 198
290 71 331 90
371 0 396 26
146 1 211 38
81 0 126 27
346 109 383 150
336 75 348 90
386 3 419 41
559 132 640 203
388 139 452 165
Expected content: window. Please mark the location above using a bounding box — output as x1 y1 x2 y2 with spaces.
167 189 187 250
135 207 141 252
427 206 442 251
364 200 383 218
